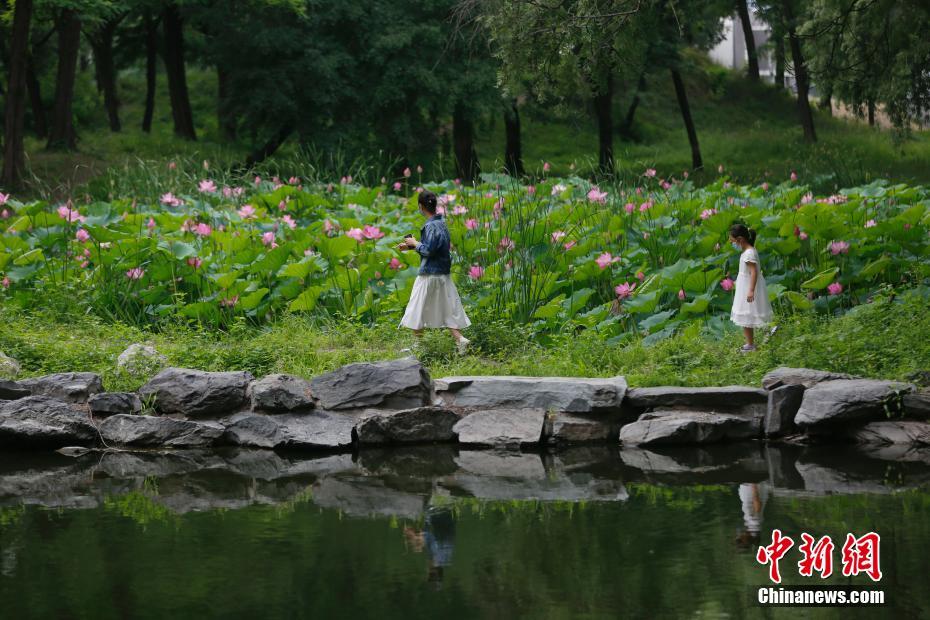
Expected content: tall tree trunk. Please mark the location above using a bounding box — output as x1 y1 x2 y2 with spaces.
819 88 832 116
619 71 646 139
867 99 875 126
783 1 816 143
452 102 480 182
1 0 33 190
593 73 614 173
774 36 785 87
241 122 294 169
90 18 122 132
503 98 524 177
671 68 703 170
217 65 237 140
46 9 81 150
735 0 760 82
142 12 158 133
26 54 48 138
161 4 196 140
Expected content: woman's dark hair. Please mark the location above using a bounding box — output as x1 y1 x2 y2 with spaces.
418 190 438 214
729 223 757 246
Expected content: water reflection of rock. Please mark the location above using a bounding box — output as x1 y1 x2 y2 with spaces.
2 442 930 516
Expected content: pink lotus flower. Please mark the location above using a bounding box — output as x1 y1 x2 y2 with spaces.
636 271 645 281
551 230 566 243
864 219 877 228
75 229 90 242
551 184 567 195
125 267 145 280
160 192 182 207
403 167 412 178
389 257 402 270
563 241 577 251
468 265 485 280
465 218 479 230
282 215 297 230
261 231 277 247
1 276 10 288
362 225 384 240
393 182 402 191
146 218 156 230
643 232 650 239
639 201 653 213
198 179 217 193
905 223 912 230
720 277 735 292
678 288 686 300
717 165 724 174
0 192 9 205
498 237 515 252
829 240 850 255
644 168 657 178
595 252 617 269
624 202 635 214
527 185 536 195
289 176 299 185
587 187 608 204
254 176 262 186
238 204 256 219
168 161 177 170
614 282 636 299
543 162 551 172
346 228 364 242
323 219 334 234
340 176 350 185
0 209 9 219
801 192 813 205
683 171 689 179
700 208 717 220
57 205 85 223
187 257 203 269
761 182 769 191
452 205 468 216
790 171 798 181
220 296 238 308
660 180 671 190
438 193 456 208
194 223 212 237
278 200 288 211
827 282 843 296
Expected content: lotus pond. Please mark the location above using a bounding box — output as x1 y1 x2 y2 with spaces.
0 172 928 340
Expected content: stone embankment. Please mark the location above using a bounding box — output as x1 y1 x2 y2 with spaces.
1 359 928 453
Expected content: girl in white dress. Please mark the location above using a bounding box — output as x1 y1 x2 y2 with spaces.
728 223 773 352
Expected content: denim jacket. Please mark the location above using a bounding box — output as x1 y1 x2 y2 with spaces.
414 214 452 275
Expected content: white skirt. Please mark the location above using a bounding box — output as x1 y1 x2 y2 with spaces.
730 273 774 328
400 275 471 330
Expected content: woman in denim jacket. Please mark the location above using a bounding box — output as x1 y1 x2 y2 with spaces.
398 190 471 354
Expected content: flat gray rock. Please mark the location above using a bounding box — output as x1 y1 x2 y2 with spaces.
903 391 930 417
435 375 627 413
19 372 103 403
0 379 30 400
453 408 545 447
276 411 358 449
139 367 252 417
794 379 915 429
88 392 142 418
851 421 930 446
354 406 458 445
310 357 430 410
98 414 224 448
762 367 856 390
222 412 283 448
547 413 613 444
618 410 760 446
624 386 768 409
0 395 99 448
250 374 314 413
765 384 805 437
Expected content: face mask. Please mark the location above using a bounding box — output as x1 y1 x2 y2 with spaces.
731 242 742 251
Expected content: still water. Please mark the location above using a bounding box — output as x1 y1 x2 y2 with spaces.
1 443 928 619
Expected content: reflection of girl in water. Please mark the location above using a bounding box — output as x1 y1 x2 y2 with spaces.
403 506 456 587
735 482 770 548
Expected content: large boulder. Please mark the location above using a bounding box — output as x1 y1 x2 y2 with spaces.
453 408 546 448
435 375 627 414
765 384 805 437
547 413 614 444
794 379 915 429
762 367 856 390
624 386 767 409
88 392 142 418
0 379 30 401
276 411 358 450
0 396 98 448
0 351 21 379
250 374 314 413
19 372 103 403
310 358 431 411
139 368 252 417
618 410 760 446
354 406 459 445
222 413 283 448
116 343 168 377
98 414 224 448
850 421 930 446
903 391 930 418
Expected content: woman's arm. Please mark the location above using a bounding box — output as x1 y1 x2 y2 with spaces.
747 261 758 303
415 224 441 258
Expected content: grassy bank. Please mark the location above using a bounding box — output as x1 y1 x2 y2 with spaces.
1 287 926 392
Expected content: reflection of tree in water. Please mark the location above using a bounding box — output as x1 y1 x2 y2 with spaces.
404 506 456 588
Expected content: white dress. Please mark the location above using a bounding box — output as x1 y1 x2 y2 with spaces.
400 275 471 330
730 247 773 328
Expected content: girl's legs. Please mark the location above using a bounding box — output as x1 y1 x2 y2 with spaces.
743 327 755 347
448 328 464 342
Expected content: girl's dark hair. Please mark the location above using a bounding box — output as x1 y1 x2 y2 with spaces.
418 190 438 214
729 223 757 245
